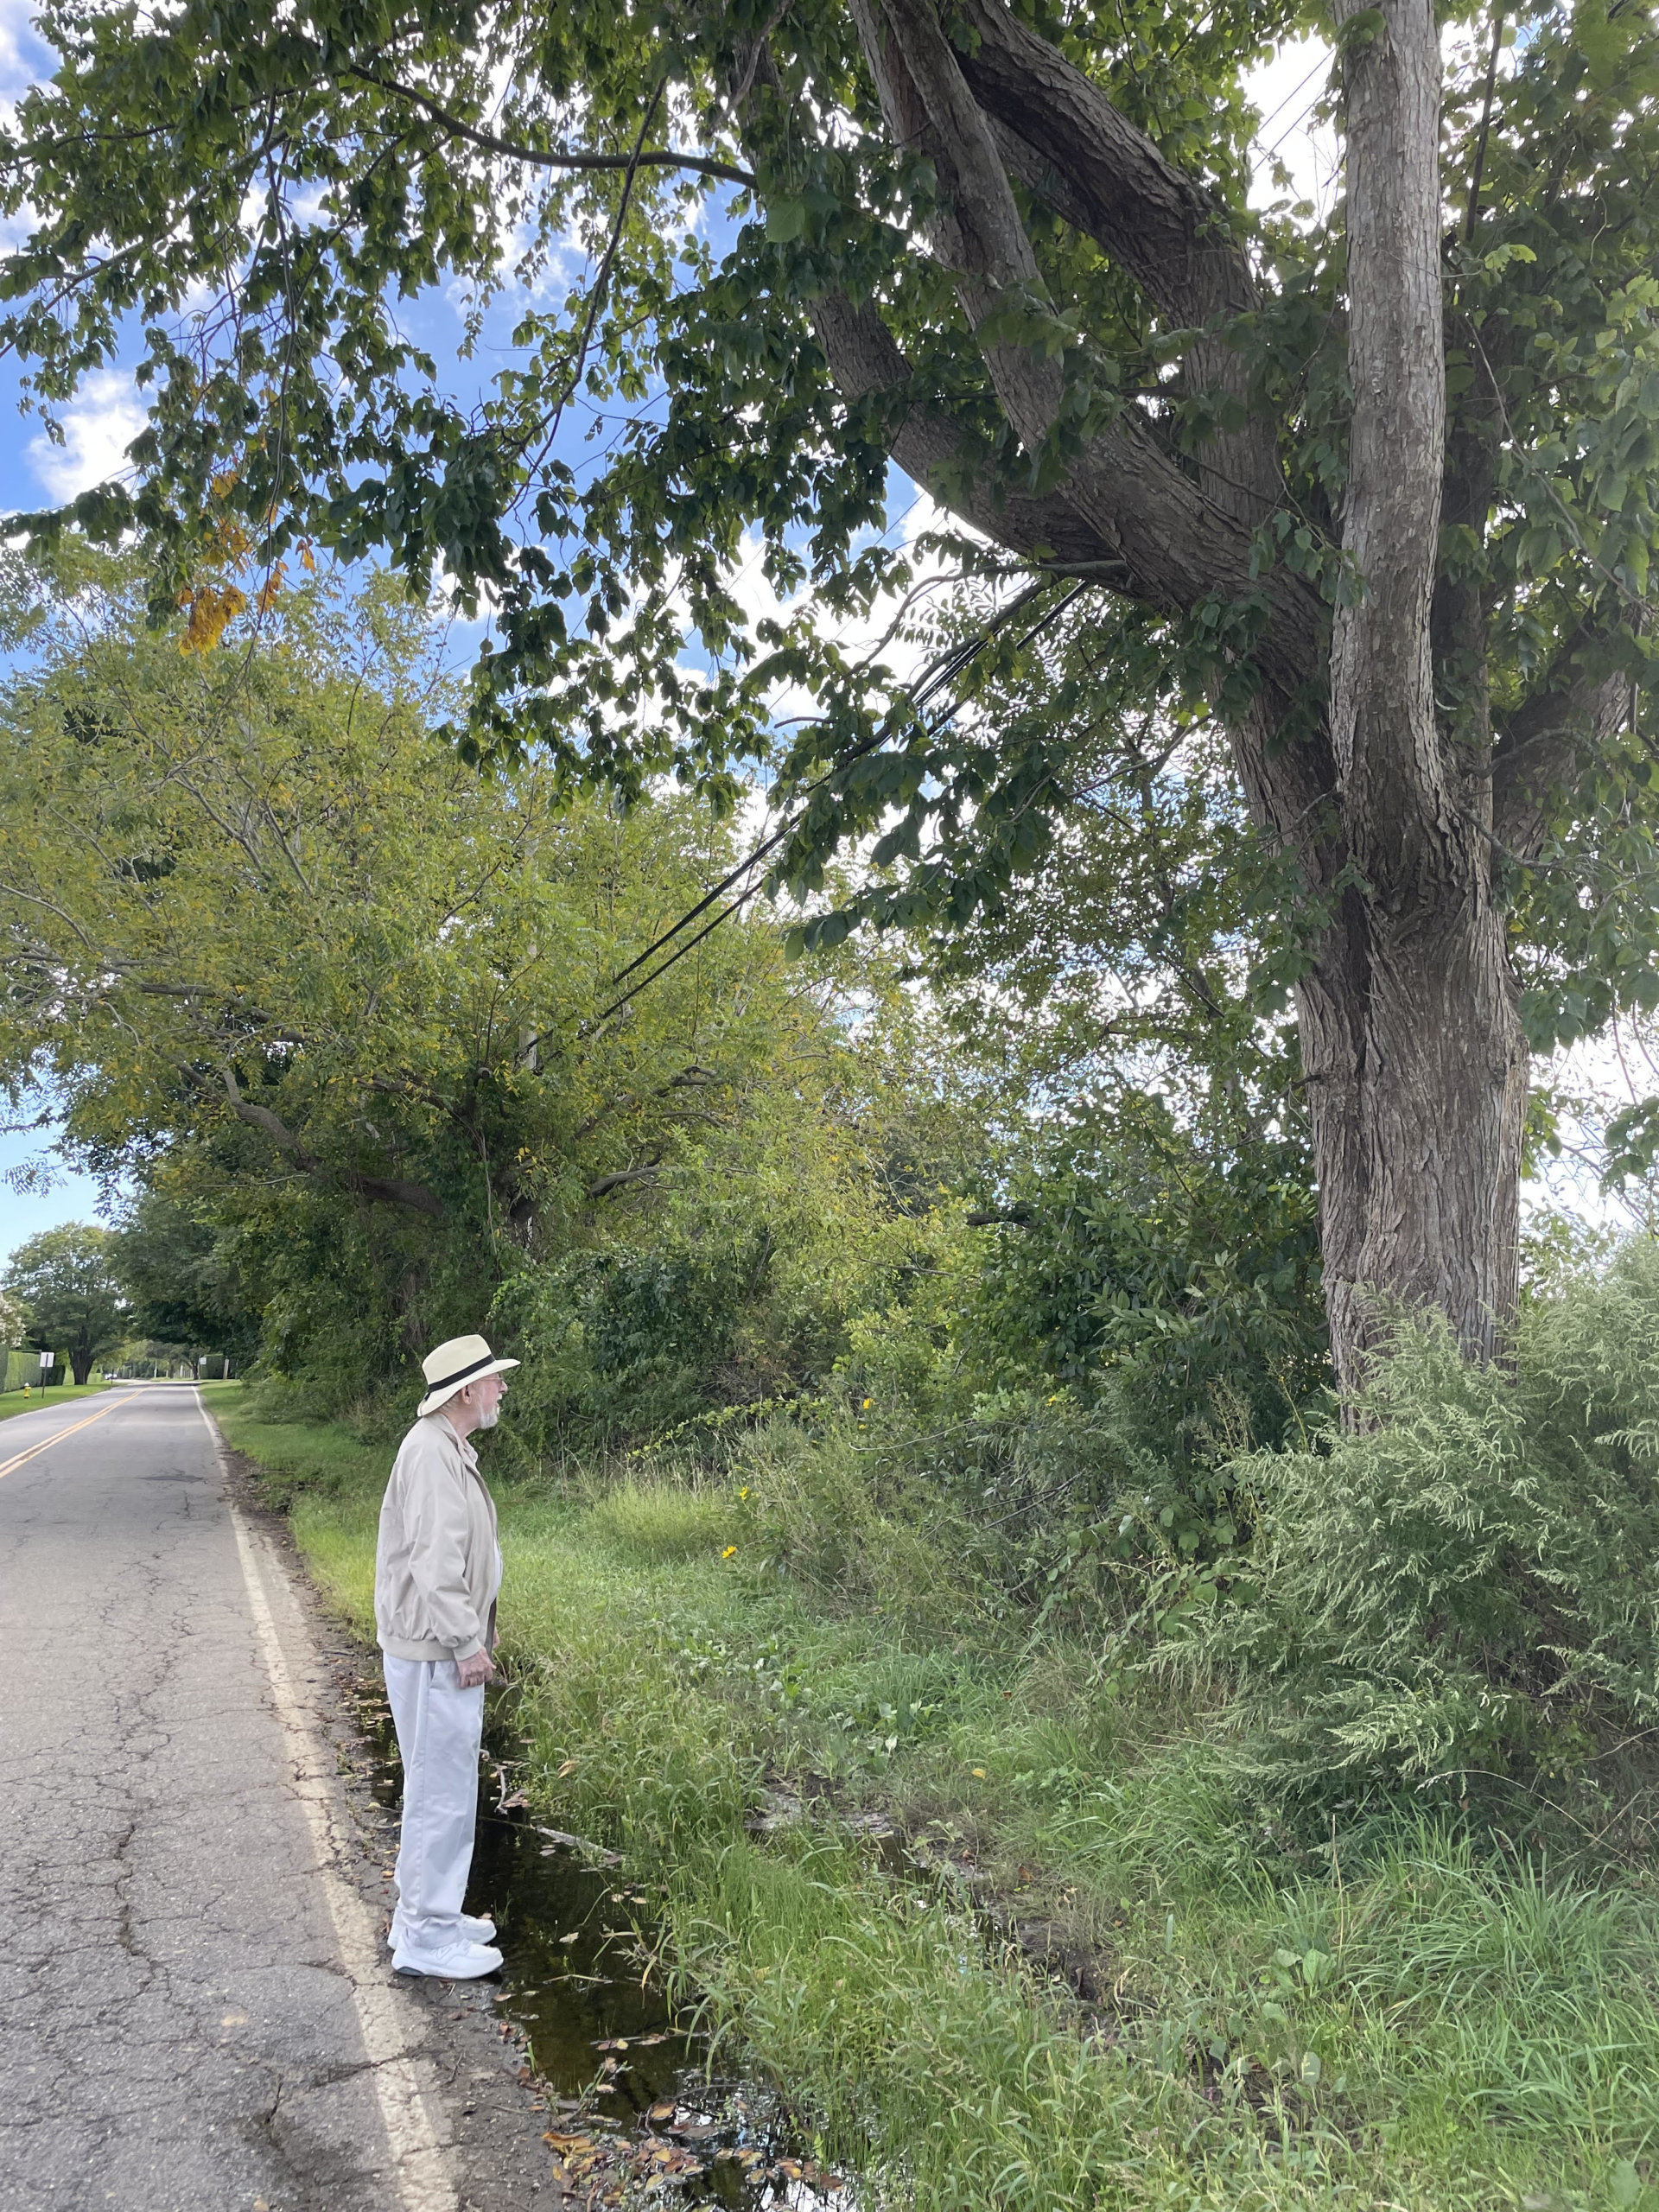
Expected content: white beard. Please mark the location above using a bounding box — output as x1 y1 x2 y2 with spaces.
473 1402 500 1430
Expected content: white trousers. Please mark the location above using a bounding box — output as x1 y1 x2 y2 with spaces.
383 1655 485 1952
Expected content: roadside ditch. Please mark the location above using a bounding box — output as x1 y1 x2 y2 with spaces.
340 1671 858 2212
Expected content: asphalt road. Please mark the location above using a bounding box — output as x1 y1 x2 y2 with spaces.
0 1385 550 2212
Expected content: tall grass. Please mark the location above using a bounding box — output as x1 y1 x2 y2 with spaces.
211 1383 1659 2212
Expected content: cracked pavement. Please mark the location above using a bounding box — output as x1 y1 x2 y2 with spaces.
0 1385 557 2212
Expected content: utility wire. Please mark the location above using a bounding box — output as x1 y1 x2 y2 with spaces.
601 578 1052 998
582 577 1090 1037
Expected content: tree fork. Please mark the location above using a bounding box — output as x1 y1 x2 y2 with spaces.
829 0 1530 1389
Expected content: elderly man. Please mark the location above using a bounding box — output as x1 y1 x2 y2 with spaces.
375 1332 518 1979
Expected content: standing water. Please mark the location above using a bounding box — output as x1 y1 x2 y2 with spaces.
345 1673 860 2210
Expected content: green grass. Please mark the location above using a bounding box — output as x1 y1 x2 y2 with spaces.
208 1385 1659 2212
0 1380 117 1425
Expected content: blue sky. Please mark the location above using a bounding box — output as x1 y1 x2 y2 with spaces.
0 5 94 1249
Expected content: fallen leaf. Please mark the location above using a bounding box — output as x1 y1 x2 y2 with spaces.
592 2037 630 2051
646 2100 677 2124
543 2132 595 2153
556 1758 580 1777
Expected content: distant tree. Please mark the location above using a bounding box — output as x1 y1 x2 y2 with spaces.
3 1225 128 1383
0 1287 27 1348
111 1192 260 1371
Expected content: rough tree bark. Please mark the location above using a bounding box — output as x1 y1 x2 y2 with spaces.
734 0 1583 1391
1309 0 1528 1378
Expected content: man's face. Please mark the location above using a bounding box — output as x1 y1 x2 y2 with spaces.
445 1370 507 1435
468 1371 506 1430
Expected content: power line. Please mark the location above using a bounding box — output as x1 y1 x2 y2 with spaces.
582 577 1091 1035
599 578 1052 1000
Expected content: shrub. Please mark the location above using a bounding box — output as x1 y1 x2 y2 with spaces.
957 1110 1327 1461
1171 1241 1659 1814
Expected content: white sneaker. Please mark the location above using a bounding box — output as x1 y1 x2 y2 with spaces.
392 1938 503 1980
388 1911 496 1950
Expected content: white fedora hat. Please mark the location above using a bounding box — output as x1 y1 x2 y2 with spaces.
417 1332 520 1419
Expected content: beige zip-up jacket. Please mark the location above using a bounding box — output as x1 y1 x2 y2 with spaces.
374 1413 503 1664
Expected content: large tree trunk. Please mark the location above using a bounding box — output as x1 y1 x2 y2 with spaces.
1299 0 1520 1391
1299 889 1529 1395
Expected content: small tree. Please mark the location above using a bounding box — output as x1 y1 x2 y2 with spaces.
3 1225 129 1385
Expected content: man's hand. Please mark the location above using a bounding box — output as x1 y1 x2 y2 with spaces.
455 1649 496 1689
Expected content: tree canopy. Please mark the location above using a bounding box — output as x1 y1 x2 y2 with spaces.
3 0 1658 1382
0 562 983 1401
111 1189 260 1367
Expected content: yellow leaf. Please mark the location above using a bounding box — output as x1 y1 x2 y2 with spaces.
179 583 250 654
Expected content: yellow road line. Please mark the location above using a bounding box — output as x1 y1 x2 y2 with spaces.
0 1392 140 1481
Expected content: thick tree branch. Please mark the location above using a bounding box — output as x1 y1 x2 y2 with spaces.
344 1171 447 1217
804 292 1114 568
585 1163 662 1200
220 1070 445 1217
809 289 1323 703
1328 0 1449 874
957 0 1280 531
952 0 1254 331
741 14 1329 855
829 9 1325 695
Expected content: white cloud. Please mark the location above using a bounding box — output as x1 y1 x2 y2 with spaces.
28 371 148 502
707 485 993 741
0 0 49 108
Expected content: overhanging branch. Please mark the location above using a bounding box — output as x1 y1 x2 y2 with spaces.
343 67 756 189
